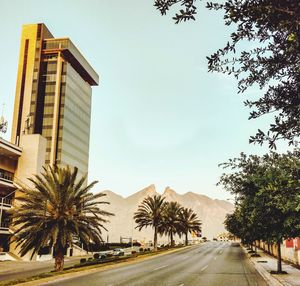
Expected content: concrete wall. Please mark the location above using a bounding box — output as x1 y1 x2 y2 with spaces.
15 134 46 186
258 239 300 266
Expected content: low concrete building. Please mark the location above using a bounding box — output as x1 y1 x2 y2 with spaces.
0 137 22 253
0 135 47 260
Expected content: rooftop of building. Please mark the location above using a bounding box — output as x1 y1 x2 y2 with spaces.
43 37 99 86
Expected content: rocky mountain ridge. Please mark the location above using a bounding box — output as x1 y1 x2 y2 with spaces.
97 185 234 243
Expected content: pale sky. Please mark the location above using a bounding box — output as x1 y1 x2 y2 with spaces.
0 1 289 199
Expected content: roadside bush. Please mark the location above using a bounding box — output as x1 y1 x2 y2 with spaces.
88 257 93 261
139 248 144 252
93 253 100 259
80 258 87 264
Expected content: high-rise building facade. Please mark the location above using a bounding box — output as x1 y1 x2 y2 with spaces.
11 23 99 176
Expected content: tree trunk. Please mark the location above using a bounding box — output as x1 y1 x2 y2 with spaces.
154 226 158 251
185 232 188 246
277 240 282 273
54 249 64 272
170 231 174 247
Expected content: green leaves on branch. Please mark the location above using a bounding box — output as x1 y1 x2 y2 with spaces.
155 1 300 148
219 150 300 245
154 0 197 23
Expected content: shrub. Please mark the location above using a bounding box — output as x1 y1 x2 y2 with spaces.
88 257 93 261
139 248 144 252
80 258 87 264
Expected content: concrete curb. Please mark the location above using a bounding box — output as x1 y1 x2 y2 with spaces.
242 245 292 286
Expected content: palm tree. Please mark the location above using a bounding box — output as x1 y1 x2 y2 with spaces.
134 195 166 251
179 208 202 246
159 201 183 247
10 165 113 271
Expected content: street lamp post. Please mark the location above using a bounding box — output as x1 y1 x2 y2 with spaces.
0 190 16 229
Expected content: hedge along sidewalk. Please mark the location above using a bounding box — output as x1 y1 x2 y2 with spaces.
242 245 300 286
1 246 193 286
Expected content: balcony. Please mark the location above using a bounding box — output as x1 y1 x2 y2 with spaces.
0 221 11 234
0 169 15 189
0 197 12 209
0 169 13 182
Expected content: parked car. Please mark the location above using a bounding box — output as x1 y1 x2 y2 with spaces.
113 248 125 256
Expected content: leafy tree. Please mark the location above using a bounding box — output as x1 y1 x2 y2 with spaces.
154 0 197 24
10 165 113 271
155 1 300 148
159 201 183 246
220 150 300 273
178 207 202 246
134 195 166 251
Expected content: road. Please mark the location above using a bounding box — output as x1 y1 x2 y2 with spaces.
0 255 90 282
43 242 268 286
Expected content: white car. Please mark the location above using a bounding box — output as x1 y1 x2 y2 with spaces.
113 248 125 256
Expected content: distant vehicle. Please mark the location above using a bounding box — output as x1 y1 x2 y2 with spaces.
113 248 125 256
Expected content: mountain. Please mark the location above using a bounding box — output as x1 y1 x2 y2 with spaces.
96 185 234 244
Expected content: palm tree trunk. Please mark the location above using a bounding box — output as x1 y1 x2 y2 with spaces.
277 239 282 273
154 226 158 251
55 249 64 272
185 232 188 246
170 231 174 247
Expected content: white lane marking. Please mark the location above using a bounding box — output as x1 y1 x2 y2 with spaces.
201 265 208 272
153 265 168 271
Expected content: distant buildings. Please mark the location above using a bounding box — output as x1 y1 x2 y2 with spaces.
0 24 98 260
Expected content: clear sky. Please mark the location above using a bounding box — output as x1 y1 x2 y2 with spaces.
0 0 289 199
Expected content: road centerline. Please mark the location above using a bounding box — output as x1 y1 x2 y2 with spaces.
153 265 168 271
201 265 208 272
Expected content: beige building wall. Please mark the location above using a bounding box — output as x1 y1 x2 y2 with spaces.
14 134 46 186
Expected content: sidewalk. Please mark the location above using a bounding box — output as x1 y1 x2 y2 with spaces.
246 247 300 286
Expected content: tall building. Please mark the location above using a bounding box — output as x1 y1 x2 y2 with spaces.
11 23 99 176
0 23 98 260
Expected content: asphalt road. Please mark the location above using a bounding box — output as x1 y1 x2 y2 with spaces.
43 242 268 286
0 255 90 282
